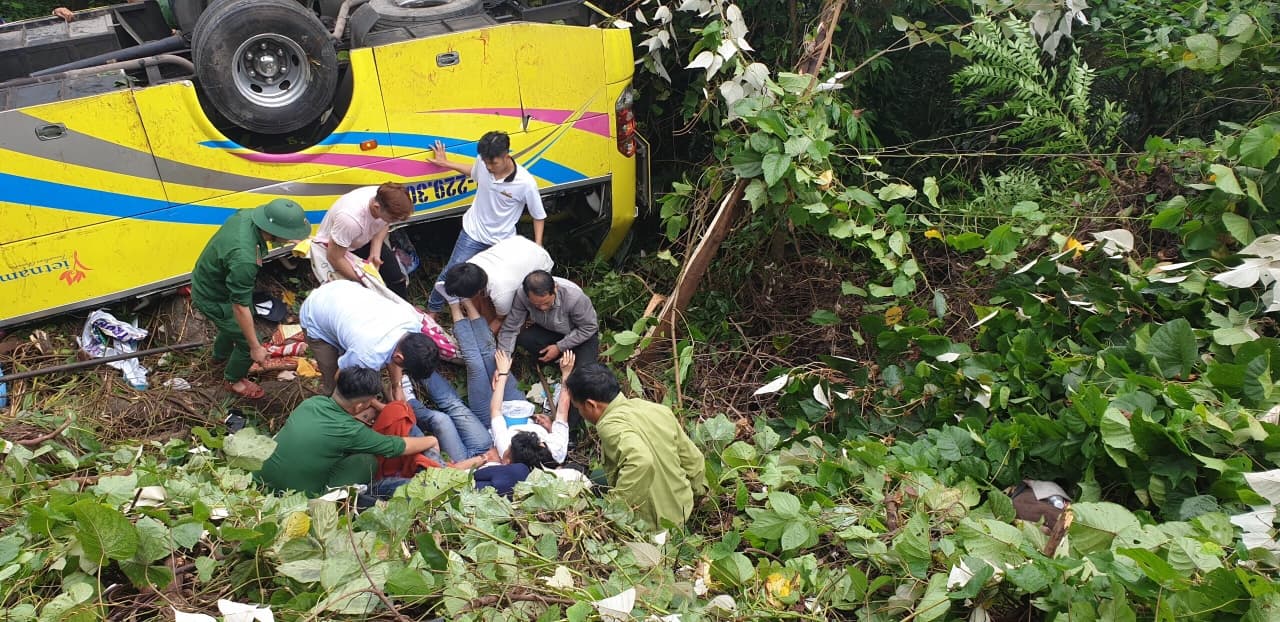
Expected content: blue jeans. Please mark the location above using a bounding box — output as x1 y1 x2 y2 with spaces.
454 316 523 422
410 370 492 459
427 229 491 312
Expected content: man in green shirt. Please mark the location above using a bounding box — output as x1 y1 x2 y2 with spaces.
191 199 312 399
564 364 707 530
257 367 440 496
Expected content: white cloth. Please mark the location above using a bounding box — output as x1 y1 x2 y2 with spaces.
467 235 553 316
461 161 547 245
315 186 387 250
299 280 420 370
490 399 569 464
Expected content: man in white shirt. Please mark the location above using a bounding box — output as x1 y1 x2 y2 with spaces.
312 183 415 299
440 236 553 332
425 131 547 314
300 280 493 461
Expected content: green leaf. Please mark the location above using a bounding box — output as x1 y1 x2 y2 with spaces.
1222 213 1255 245
770 491 802 518
278 558 324 583
984 224 1020 254
891 15 911 32
722 441 758 467
92 473 139 507
915 572 951 622
36 583 94 622
922 176 939 207
711 552 754 586
809 309 840 325
415 532 448 571
731 150 764 178
762 152 792 187
1069 502 1140 553
780 520 812 551
876 183 917 202
1151 198 1186 230
1165 536 1224 574
398 468 472 505
947 232 986 252
1146 318 1197 379
754 110 789 137
133 516 172 563
612 330 641 346
1117 548 1186 588
1225 13 1256 39
776 72 815 94
170 521 204 550
1209 164 1244 196
566 601 594 622
743 178 768 210
222 428 278 471
72 500 138 562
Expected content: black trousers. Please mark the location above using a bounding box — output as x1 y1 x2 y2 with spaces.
515 326 600 369
516 327 599 434
353 240 409 299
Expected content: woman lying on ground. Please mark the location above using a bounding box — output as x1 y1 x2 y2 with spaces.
445 299 573 473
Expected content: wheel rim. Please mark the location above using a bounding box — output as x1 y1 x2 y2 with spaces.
230 33 311 109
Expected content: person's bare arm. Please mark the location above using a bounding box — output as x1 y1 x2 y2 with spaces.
388 362 407 403
491 350 513 415
367 226 389 268
532 219 545 246
555 351 575 425
231 303 268 364
431 140 473 176
326 241 364 282
401 435 439 455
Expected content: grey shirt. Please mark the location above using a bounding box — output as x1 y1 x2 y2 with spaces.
498 277 599 353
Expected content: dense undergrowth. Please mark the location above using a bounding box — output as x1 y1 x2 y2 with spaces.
4 0 1280 620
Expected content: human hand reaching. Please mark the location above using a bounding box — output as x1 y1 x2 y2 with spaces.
558 350 576 376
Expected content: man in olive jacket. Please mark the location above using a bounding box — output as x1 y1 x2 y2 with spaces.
565 364 707 530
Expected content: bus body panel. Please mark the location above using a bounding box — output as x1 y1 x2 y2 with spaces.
0 21 637 326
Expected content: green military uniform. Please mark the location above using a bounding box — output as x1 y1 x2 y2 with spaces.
191 209 267 382
257 395 407 496
596 395 707 529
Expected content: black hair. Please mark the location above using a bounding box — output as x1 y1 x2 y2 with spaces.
444 262 488 298
335 366 382 400
477 131 510 160
510 431 557 468
397 333 439 380
522 270 555 297
564 363 620 404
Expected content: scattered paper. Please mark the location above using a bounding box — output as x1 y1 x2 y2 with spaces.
218 599 274 622
172 608 216 622
276 371 297 381
1243 469 1280 505
754 374 789 396
542 565 574 589
132 486 167 508
707 594 737 614
593 588 636 622
163 378 192 391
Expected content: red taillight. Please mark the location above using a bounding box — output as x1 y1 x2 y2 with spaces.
615 87 637 157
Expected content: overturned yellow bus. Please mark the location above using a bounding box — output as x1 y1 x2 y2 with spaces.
0 0 642 326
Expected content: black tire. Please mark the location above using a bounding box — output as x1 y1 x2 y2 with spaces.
366 0 484 27
171 0 212 37
192 0 338 135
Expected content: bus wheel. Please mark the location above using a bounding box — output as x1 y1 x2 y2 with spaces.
192 0 338 135
365 0 484 28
